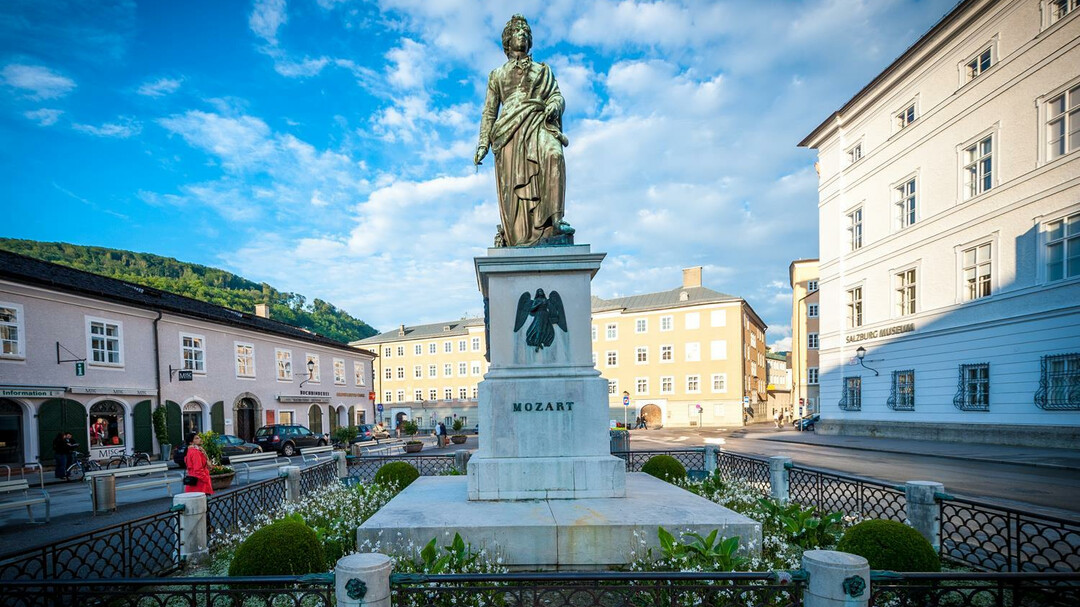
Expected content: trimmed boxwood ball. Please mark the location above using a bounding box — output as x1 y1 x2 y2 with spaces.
373 461 420 489
836 519 940 572
641 455 687 482
228 518 327 576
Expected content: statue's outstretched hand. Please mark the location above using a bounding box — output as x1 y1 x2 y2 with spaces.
474 145 488 165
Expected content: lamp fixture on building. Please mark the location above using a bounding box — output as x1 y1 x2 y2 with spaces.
299 359 317 387
855 346 879 376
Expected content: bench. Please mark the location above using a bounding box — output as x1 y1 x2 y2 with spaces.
0 479 50 523
351 439 405 456
0 463 43 488
228 451 291 485
301 445 335 464
84 464 180 513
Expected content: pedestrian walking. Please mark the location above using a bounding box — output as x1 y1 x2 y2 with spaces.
437 422 447 448
183 432 214 495
52 432 71 480
773 409 781 428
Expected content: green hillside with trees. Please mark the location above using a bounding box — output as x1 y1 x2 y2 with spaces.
0 238 378 343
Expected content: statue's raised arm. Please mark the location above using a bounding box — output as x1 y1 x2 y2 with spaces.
476 14 575 248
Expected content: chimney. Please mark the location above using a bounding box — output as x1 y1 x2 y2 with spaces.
682 266 702 289
398 324 406 337
254 303 270 318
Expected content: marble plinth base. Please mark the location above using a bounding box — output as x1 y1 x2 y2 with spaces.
468 454 626 500
357 473 761 569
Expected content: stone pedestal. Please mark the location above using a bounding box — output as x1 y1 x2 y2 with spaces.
467 245 626 500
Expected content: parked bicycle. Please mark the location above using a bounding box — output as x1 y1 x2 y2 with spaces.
106 451 152 470
65 451 102 481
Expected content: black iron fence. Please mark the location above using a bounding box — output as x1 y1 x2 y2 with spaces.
1 574 335 607
613 448 705 473
787 464 907 522
206 475 287 545
0 509 181 581
715 449 771 494
299 460 339 495
390 570 805 607
347 454 457 481
869 571 1080 607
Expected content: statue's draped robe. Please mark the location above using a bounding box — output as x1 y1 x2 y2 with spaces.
479 57 567 247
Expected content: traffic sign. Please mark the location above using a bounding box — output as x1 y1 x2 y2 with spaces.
622 395 630 406
376 403 384 412
742 396 750 404
75 362 85 377
368 391 376 401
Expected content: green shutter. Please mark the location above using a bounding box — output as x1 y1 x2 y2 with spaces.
166 401 183 446
133 400 153 453
37 399 87 463
329 406 339 434
348 406 355 428
211 401 225 434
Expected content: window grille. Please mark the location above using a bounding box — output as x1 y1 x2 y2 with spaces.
839 376 861 411
953 363 990 411
1034 353 1080 410
887 370 915 411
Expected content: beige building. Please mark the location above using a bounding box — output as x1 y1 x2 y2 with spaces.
789 259 820 416
355 267 768 430
766 351 792 418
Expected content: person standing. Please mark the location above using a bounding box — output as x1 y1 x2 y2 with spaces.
52 432 71 480
183 432 214 495
439 422 448 448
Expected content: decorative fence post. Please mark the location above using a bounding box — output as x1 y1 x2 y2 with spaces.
704 445 718 477
769 456 792 504
333 451 348 479
455 449 471 473
173 492 208 563
904 480 944 552
335 553 392 607
802 550 869 607
283 466 302 504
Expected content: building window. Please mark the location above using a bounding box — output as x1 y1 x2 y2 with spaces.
848 142 863 164
591 325 597 341
606 351 618 367
963 135 993 199
954 363 990 411
839 376 861 411
429 388 437 400
849 207 863 250
592 352 597 366
661 376 674 394
444 388 453 400
963 243 992 300
608 379 618 395
458 340 466 352
660 316 673 331
396 346 404 357
1046 211 1080 281
444 341 452 353
686 375 700 393
1 302 25 358
458 387 468 399
808 280 818 292
635 378 648 395
384 390 392 403
471 362 481 375
384 367 392 380
444 363 452 377
396 366 404 380
895 178 916 229
808 367 819 385
966 47 992 81
750 334 757 348
429 364 437 378
710 340 727 360
235 342 255 378
414 365 423 379
606 324 617 340
276 349 293 380
635 346 648 364
414 389 423 402
88 318 123 366
180 333 205 373
1035 353 1080 410
333 359 345 385
685 342 700 362
807 303 819 318
354 361 366 386
896 104 916 129
685 312 700 330
414 344 422 355
808 333 819 349
660 345 673 362
635 318 647 333
711 373 726 393
887 370 916 411
304 354 320 382
895 269 917 316
847 287 863 328
384 347 392 358
397 390 405 402
1050 0 1078 23
89 401 126 448
429 343 436 354
458 362 467 376
472 337 481 351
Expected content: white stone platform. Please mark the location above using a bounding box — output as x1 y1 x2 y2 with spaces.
357 473 761 569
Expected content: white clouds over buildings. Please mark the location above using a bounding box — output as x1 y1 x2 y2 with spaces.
2 63 76 99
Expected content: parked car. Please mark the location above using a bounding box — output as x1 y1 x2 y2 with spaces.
253 424 326 457
172 434 262 468
796 414 820 431
352 423 391 442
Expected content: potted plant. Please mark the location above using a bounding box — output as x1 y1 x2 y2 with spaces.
402 420 423 453
152 405 170 462
199 430 235 490
450 418 468 444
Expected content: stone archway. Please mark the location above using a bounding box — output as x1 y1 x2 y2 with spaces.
0 399 26 464
640 404 662 429
232 393 262 441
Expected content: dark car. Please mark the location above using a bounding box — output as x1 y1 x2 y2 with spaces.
352 423 391 443
796 414 820 431
218 434 261 456
253 424 326 457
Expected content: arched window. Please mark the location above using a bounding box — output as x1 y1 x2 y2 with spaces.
89 401 125 447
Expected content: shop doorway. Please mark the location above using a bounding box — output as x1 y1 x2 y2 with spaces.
0 399 24 464
236 398 258 441
37 398 87 464
183 402 204 436
640 404 662 429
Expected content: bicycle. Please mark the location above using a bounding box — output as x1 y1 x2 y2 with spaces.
106 451 152 470
65 451 103 481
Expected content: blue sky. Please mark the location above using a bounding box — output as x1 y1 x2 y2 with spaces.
1 0 958 348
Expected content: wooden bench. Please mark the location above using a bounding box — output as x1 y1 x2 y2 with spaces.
84 464 180 513
0 479 50 523
300 445 335 464
228 451 291 485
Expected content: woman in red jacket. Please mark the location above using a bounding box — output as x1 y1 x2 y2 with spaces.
183 432 214 495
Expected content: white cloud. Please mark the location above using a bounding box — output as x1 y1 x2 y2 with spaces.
72 117 141 138
250 0 288 45
1 63 76 99
137 77 182 97
24 108 63 126
386 38 433 90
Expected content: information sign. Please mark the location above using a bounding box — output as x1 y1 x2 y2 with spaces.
75 362 85 377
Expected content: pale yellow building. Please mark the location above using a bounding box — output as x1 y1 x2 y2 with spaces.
353 267 768 430
789 259 820 416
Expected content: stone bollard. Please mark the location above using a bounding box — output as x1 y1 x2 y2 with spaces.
802 550 869 607
335 552 392 607
769 456 792 504
333 451 349 479
904 481 944 552
454 450 471 473
704 445 718 476
173 492 208 563
282 465 302 503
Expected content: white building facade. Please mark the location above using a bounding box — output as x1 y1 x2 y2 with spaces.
799 0 1080 447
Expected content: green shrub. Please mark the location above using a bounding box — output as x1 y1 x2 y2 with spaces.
641 455 687 482
152 406 169 445
836 520 940 572
228 518 327 576
452 418 465 432
373 461 420 490
198 430 224 467
332 426 357 444
402 420 419 436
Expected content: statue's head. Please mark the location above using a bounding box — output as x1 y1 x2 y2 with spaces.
501 14 532 57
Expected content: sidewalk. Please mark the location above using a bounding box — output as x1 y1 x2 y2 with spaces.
751 429 1080 471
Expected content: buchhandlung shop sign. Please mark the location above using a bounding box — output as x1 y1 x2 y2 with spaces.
845 322 915 344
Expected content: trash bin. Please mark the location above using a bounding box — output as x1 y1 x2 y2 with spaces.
609 430 630 453
93 475 116 513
